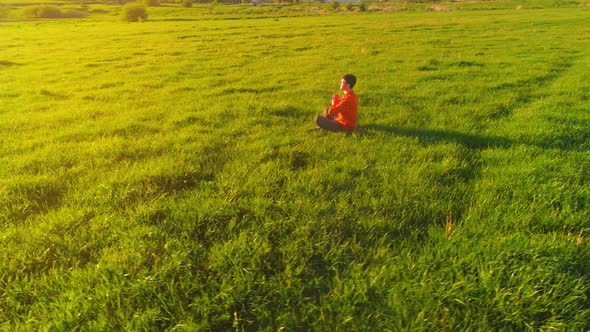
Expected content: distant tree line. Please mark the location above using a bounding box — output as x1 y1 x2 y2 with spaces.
111 0 330 4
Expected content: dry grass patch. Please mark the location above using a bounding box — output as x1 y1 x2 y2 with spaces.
431 5 450 12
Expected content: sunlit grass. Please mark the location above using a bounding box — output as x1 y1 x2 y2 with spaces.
1 1 590 330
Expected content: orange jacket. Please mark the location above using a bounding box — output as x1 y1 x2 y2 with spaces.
328 91 358 130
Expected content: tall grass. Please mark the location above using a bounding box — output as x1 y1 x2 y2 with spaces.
1 2 590 330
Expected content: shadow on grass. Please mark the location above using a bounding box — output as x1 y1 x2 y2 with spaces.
0 60 22 67
361 124 590 152
361 124 513 149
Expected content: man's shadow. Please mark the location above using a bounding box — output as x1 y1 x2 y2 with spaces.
359 124 589 152
359 124 513 150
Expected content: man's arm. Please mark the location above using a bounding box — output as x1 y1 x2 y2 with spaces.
328 95 350 116
332 94 340 105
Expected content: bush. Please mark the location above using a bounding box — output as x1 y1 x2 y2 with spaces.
22 5 62 19
346 3 354 10
62 9 88 18
183 0 192 7
359 2 366 11
0 5 8 19
121 3 147 22
144 0 161 6
331 1 339 10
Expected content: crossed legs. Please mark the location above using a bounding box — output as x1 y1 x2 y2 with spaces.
314 109 346 132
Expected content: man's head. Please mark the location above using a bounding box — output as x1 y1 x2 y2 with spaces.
342 74 357 89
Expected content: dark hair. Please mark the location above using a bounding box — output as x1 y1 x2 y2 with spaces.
343 74 357 89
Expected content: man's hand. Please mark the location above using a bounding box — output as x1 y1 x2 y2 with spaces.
323 107 334 120
331 94 340 105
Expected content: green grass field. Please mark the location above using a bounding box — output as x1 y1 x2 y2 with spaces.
2 0 590 330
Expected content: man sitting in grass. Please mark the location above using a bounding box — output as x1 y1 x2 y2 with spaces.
313 74 358 132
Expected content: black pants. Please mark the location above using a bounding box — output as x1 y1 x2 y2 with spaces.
314 115 347 132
